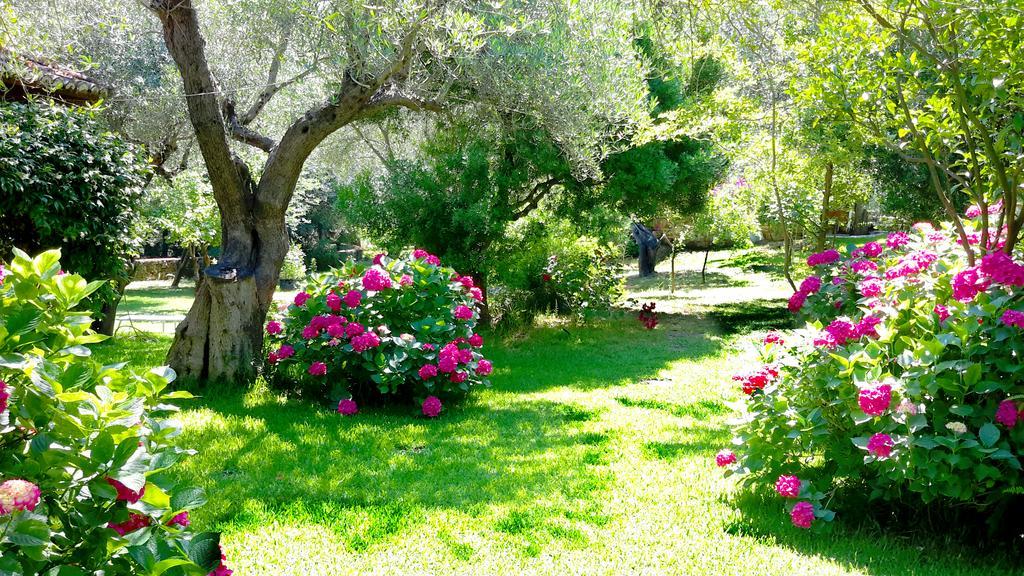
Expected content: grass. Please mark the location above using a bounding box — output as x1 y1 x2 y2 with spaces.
89 249 1022 575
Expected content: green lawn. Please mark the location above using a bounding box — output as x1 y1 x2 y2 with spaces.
90 250 1020 575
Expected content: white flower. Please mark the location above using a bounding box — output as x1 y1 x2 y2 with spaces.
945 421 967 435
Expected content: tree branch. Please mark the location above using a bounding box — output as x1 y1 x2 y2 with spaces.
513 177 560 219
223 98 277 153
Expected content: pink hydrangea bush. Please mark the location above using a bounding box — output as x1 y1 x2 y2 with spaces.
722 217 1024 528
266 250 492 412
0 249 227 574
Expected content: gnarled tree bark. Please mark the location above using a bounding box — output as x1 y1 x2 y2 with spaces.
147 1 438 382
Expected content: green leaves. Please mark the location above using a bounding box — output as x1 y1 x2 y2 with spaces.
979 423 1000 448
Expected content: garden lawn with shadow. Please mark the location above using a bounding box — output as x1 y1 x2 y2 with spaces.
90 251 1022 575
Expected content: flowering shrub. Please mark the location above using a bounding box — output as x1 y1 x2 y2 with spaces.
266 250 491 410
721 217 1024 529
638 302 658 329
0 249 227 574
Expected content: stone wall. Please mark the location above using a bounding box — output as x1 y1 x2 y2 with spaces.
132 258 180 281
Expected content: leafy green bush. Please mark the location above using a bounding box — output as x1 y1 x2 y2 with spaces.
0 102 148 320
721 218 1024 529
279 243 307 281
265 250 491 412
0 249 227 574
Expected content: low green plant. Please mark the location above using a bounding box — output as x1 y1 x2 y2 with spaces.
0 249 227 575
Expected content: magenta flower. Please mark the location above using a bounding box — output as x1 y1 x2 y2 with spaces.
996 400 1018 428
790 501 815 529
860 241 883 258
934 305 950 323
362 267 393 291
858 277 883 298
788 290 808 314
807 249 841 267
951 267 990 302
277 344 295 360
763 331 784 346
715 449 737 467
457 348 473 364
886 232 910 249
400 274 413 286
167 511 190 528
800 276 822 294
308 362 327 376
981 252 1024 287
337 399 358 416
454 305 474 320
426 255 441 266
418 364 438 379
438 357 457 374
106 477 145 504
470 287 484 301
108 512 151 536
851 259 878 273
294 292 311 307
450 371 468 383
351 332 381 352
477 359 493 376
775 475 801 498
266 321 282 335
327 323 346 338
469 333 484 347
209 548 233 576
854 315 882 339
413 248 430 260
325 292 342 312
422 343 435 352
0 380 8 415
458 276 475 288
345 322 365 337
422 396 443 418
301 325 319 340
373 253 385 265
1001 309 1024 328
858 383 892 417
867 433 894 458
0 479 41 514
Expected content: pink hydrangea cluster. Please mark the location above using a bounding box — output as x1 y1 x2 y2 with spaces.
422 396 443 418
209 552 234 576
733 365 779 395
775 475 801 498
933 305 950 323
0 380 8 415
108 512 151 536
867 433 894 458
858 383 892 416
454 305 474 320
337 398 359 416
852 241 883 258
343 289 362 308
266 321 282 335
951 267 990 302
1001 309 1024 328
800 276 822 294
308 361 327 376
886 232 910 249
858 277 883 298
412 248 442 266
884 251 937 280
763 331 784 346
351 331 381 352
790 501 815 529
980 251 1024 287
106 477 145 503
362 267 393 291
807 249 841 267
715 449 737 467
326 292 342 312
294 292 311 307
996 400 1018 428
167 511 190 528
965 200 1002 218
418 364 438 379
0 479 40 514
851 259 878 273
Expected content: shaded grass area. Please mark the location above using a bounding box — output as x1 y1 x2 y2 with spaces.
118 285 196 316
89 256 1024 575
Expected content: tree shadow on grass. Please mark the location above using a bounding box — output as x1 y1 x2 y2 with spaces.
724 489 1024 576
626 269 749 292
175 396 617 554
707 298 793 335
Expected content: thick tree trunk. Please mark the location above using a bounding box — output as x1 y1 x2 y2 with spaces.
816 162 834 252
171 247 194 288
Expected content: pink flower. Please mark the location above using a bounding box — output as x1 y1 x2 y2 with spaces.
934 305 950 323
277 345 295 359
469 333 484 347
419 364 438 379
854 316 882 339
450 371 468 383
326 292 342 312
422 343 435 352
860 241 883 258
345 322 365 338
775 475 801 498
422 396 443 418
763 331 784 346
308 362 327 376
457 276 475 288
0 479 41 514
351 332 381 352
791 502 815 529
344 290 362 308
0 380 8 414
106 477 145 504
981 252 1024 287
470 287 484 301
807 249 841 267
1001 309 1024 328
426 255 441 266
477 359 493 376
302 325 320 340
733 365 779 395
400 274 413 286
996 400 1018 428
362 267 393 291
454 305 474 320
824 320 857 347
799 276 822 294
337 399 358 416
327 323 346 338
167 511 190 527
438 357 457 374
266 321 282 335
413 248 430 260
457 348 473 364
294 292 311 307
788 290 808 313
886 232 910 249
858 277 883 298
108 512 151 536
858 383 892 417
952 267 990 302
715 449 737 467
851 259 878 273
867 433 894 458
208 549 233 576
373 253 385 265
